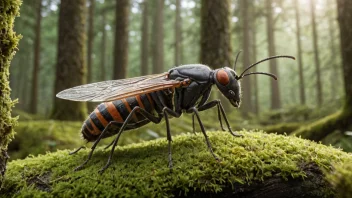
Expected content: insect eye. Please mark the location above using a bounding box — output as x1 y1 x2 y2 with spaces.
229 90 236 96
216 69 229 85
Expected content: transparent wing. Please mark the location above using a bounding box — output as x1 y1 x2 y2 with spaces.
56 73 182 102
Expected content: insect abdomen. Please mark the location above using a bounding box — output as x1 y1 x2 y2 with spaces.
81 94 156 141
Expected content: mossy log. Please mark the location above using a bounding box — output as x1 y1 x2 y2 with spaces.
292 110 352 141
1 131 351 197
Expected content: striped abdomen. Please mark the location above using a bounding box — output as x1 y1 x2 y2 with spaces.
81 94 156 141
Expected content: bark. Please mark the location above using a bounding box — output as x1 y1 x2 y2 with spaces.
200 0 232 68
294 0 306 105
30 0 42 114
51 0 87 121
87 0 95 83
100 12 106 81
250 3 259 115
140 0 149 76
113 0 129 79
174 0 182 66
152 0 164 74
310 0 323 106
241 0 253 114
337 0 352 109
327 1 340 101
0 0 20 186
266 0 281 109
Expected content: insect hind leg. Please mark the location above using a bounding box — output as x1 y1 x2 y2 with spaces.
99 106 162 173
74 121 121 171
69 143 88 155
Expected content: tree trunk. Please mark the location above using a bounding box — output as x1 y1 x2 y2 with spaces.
30 0 42 114
200 0 232 109
152 0 164 74
174 0 182 66
327 0 340 101
310 0 323 107
294 0 306 106
113 0 129 79
87 0 95 83
337 0 352 110
266 0 281 109
0 0 20 186
200 0 232 68
292 0 352 141
241 0 252 114
140 0 149 76
100 12 106 81
250 3 259 115
51 0 87 121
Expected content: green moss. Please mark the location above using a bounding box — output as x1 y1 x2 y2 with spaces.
292 110 351 141
1 131 351 197
0 0 21 184
262 122 301 134
327 158 352 198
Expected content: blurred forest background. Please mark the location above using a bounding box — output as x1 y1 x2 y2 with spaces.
8 0 352 160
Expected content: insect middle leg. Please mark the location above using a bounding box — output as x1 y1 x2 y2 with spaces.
197 99 242 137
161 107 182 170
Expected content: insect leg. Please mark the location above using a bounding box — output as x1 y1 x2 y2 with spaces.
198 100 242 137
187 107 220 161
162 107 181 170
74 121 120 171
192 114 197 134
104 109 163 150
69 143 88 155
99 107 162 173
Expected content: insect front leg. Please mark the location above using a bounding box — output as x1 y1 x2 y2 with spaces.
99 106 163 173
198 99 242 137
162 107 182 170
186 107 220 161
191 102 224 134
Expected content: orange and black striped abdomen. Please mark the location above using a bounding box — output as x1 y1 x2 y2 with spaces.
81 94 156 141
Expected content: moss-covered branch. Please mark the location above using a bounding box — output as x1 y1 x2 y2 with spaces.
0 0 21 186
1 131 351 197
292 110 352 141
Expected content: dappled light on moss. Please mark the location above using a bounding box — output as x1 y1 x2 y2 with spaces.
1 130 351 197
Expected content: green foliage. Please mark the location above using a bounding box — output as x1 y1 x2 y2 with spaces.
1 131 351 197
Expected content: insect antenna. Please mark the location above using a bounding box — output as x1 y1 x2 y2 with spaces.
233 50 242 71
241 72 277 80
236 55 295 80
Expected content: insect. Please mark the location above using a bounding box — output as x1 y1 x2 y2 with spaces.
56 53 295 173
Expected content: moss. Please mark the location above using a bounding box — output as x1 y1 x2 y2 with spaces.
327 158 352 198
292 110 351 141
0 0 21 184
1 131 351 197
262 122 301 134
